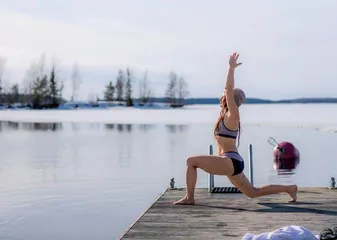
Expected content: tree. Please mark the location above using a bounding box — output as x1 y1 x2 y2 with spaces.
49 65 64 106
32 74 49 108
0 57 6 104
164 72 189 107
115 69 125 103
125 68 133 106
22 61 37 105
23 55 49 108
71 62 81 102
165 72 178 105
139 70 153 104
104 81 115 101
10 83 20 103
50 57 64 103
177 77 189 104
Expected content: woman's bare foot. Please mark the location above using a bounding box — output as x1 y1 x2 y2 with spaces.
288 185 298 202
173 197 195 205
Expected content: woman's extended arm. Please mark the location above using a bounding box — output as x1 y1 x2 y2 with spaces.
225 52 242 120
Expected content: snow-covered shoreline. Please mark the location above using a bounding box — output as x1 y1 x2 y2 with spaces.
1 104 337 133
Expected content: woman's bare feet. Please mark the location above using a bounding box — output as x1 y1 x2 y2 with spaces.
173 197 195 205
288 185 298 202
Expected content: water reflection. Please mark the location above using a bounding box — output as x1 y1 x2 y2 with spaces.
117 132 133 168
0 121 191 136
0 121 141 133
105 124 115 130
0 121 63 131
166 124 189 133
106 124 161 133
106 124 133 133
138 124 155 132
275 169 296 176
0 121 20 130
21 122 63 131
106 124 138 132
126 124 132 132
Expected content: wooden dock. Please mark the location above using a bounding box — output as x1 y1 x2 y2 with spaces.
119 187 337 239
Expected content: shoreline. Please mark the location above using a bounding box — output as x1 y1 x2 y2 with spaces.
1 104 337 133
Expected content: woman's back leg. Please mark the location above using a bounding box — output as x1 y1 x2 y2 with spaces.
228 173 298 202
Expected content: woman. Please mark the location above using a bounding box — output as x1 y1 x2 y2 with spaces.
173 52 298 205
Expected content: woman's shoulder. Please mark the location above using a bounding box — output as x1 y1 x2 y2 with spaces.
223 113 239 130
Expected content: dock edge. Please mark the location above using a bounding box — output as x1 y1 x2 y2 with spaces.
117 188 169 239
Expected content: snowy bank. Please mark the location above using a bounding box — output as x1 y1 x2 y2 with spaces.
1 104 337 133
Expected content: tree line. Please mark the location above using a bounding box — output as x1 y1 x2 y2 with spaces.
102 69 189 107
0 55 190 109
0 55 80 109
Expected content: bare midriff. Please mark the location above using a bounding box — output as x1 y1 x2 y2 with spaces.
216 136 238 156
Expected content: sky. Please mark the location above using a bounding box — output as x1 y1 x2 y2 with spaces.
0 0 336 101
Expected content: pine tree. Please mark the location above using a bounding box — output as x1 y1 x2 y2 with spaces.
104 81 115 101
32 74 49 108
49 66 57 105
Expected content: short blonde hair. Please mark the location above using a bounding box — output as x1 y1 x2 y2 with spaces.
234 88 246 106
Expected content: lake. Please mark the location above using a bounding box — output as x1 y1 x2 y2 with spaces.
0 104 337 239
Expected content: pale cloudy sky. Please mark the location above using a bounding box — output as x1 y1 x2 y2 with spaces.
0 0 336 101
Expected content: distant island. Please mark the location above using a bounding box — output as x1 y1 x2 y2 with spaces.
149 97 337 105
1 97 337 110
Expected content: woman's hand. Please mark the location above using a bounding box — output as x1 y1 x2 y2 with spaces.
229 52 242 69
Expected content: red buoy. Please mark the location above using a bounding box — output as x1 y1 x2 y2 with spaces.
273 142 300 171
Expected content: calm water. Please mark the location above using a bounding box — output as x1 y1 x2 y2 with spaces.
0 120 337 239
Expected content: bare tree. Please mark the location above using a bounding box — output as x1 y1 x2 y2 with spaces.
177 77 189 105
0 56 6 104
165 72 178 105
139 70 153 105
22 61 38 105
71 62 81 101
139 70 146 104
22 55 49 108
37 54 47 78
115 69 125 103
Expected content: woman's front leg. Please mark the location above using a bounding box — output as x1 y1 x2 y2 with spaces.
173 155 234 205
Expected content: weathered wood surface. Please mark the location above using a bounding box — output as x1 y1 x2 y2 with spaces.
119 187 337 239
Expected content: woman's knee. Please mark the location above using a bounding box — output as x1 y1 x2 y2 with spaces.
186 156 198 167
245 188 260 198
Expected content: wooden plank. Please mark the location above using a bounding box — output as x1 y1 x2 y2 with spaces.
119 187 337 239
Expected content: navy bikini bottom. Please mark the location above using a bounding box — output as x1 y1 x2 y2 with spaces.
220 151 245 176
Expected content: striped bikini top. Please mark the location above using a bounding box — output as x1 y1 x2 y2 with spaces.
215 120 238 139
